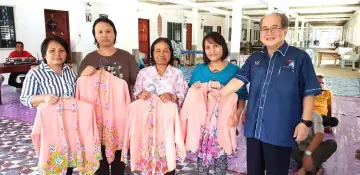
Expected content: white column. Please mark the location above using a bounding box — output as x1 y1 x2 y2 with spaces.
300 20 305 47
192 8 199 50
294 18 299 46
230 0 243 59
224 15 230 43
251 21 255 44
104 0 138 53
246 19 251 42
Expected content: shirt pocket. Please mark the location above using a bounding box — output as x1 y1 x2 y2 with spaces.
277 66 296 80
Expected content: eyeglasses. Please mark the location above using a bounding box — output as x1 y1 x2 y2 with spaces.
260 26 282 34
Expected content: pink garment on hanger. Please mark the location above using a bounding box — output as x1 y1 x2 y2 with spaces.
31 99 102 174
180 83 238 160
122 94 186 174
76 69 130 163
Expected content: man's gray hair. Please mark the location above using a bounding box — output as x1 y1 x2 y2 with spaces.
260 12 289 29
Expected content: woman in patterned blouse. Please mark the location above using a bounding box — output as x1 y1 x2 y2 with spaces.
133 37 188 107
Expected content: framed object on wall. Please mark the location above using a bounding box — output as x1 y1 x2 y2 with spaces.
0 6 16 48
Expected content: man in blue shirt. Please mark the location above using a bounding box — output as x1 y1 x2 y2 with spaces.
210 13 321 175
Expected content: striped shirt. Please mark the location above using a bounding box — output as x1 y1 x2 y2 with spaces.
20 62 77 108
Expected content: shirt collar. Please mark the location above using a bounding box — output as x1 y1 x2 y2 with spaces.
150 65 173 77
261 41 289 57
41 61 70 72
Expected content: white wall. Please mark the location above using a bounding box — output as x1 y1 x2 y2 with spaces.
138 8 227 50
0 0 138 84
344 11 360 46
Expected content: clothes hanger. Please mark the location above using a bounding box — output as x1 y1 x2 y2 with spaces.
147 84 157 94
58 92 76 111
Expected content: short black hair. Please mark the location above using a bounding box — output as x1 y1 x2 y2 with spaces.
260 12 289 29
16 41 24 47
150 37 174 66
41 36 69 64
317 75 324 79
92 18 117 48
173 57 181 64
202 32 229 64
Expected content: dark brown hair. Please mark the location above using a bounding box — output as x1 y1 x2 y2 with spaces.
202 32 229 64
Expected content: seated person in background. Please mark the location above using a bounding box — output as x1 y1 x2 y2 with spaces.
314 75 339 130
173 57 183 70
138 52 146 69
356 149 360 160
8 41 36 90
291 112 337 175
0 75 4 85
230 59 237 65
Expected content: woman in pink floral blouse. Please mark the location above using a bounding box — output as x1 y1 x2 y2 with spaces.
133 38 188 107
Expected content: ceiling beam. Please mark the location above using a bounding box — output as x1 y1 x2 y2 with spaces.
301 14 353 19
161 0 230 15
290 6 360 14
304 18 350 22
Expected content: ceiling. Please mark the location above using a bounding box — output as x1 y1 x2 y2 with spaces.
139 0 360 26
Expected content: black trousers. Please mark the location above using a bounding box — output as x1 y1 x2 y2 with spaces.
8 72 27 88
321 115 339 127
95 146 125 175
66 168 73 175
247 138 292 175
165 170 176 175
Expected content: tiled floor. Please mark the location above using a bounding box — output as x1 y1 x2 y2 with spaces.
1 67 360 174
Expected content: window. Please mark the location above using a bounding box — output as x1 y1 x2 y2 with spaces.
0 6 16 48
203 26 213 37
167 22 182 43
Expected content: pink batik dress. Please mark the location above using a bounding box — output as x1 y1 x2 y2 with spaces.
31 98 102 174
76 69 131 163
121 94 186 175
180 82 238 166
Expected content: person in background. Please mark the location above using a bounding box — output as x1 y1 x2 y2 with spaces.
230 59 238 65
189 32 248 175
209 13 321 175
7 41 36 91
291 112 337 175
172 57 183 70
0 75 4 85
313 75 339 131
134 38 188 108
19 36 77 175
356 149 360 160
137 51 146 69
78 17 139 175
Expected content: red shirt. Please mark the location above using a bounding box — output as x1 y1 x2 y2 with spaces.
8 50 33 59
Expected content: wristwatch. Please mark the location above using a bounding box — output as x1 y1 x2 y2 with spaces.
304 150 312 156
300 119 313 127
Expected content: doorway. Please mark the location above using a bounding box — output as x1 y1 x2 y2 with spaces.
186 23 192 50
44 9 70 60
138 18 150 64
217 26 221 34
